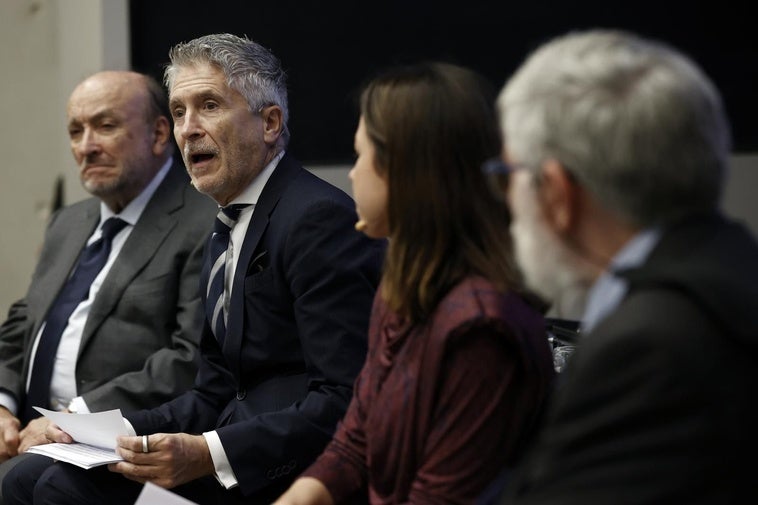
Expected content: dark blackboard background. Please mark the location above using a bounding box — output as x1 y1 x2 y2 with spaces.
130 1 757 164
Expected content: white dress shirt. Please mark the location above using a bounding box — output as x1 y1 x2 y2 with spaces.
203 151 281 489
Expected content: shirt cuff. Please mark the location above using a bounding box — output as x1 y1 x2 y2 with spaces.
0 391 18 416
203 430 238 489
67 396 90 414
122 418 137 436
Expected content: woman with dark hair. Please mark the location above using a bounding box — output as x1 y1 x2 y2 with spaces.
274 62 555 505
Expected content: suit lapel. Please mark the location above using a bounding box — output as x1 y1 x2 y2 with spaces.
80 163 186 351
224 154 302 377
33 203 100 340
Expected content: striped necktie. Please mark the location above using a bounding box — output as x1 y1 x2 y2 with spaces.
206 204 249 345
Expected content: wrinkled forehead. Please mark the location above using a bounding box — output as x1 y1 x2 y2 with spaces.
168 62 227 94
68 75 144 120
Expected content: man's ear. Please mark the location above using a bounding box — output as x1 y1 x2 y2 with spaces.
151 116 172 155
538 158 580 234
261 105 283 145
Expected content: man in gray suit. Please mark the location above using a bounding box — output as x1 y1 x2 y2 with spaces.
0 71 216 493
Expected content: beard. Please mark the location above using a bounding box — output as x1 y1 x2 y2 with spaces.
509 173 598 319
81 156 146 202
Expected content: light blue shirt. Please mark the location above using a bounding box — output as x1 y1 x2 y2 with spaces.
581 227 662 334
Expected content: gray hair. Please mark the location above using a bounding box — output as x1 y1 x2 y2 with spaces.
165 33 290 147
498 29 731 227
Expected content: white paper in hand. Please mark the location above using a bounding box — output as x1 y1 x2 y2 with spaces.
32 407 128 449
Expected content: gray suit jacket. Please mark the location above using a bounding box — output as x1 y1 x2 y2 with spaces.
0 160 217 414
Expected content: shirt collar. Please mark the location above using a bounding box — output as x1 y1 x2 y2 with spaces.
99 157 172 226
226 150 285 207
608 226 662 275
581 226 662 333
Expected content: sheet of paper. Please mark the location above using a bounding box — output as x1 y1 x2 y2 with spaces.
135 482 199 505
26 442 123 469
33 407 128 450
25 407 130 469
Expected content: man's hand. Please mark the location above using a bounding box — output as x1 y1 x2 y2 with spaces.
0 407 21 462
17 416 54 454
109 433 214 489
43 420 74 445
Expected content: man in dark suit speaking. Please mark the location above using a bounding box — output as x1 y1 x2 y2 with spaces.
0 70 216 495
3 34 385 505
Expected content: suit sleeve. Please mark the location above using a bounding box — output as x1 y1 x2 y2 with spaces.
0 299 32 407
0 208 69 408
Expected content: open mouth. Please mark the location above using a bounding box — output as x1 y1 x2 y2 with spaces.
191 153 215 164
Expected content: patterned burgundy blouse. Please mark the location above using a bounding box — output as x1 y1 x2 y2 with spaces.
301 276 555 504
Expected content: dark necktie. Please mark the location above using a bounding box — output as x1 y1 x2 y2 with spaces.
206 205 249 346
21 217 128 423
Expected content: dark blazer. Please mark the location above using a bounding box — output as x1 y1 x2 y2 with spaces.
0 160 217 414
128 154 385 501
501 212 758 504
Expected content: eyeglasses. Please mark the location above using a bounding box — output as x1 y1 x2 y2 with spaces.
481 157 527 200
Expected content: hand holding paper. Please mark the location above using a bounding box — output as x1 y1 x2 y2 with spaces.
25 407 129 469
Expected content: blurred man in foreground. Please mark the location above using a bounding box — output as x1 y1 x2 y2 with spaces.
491 29 758 504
